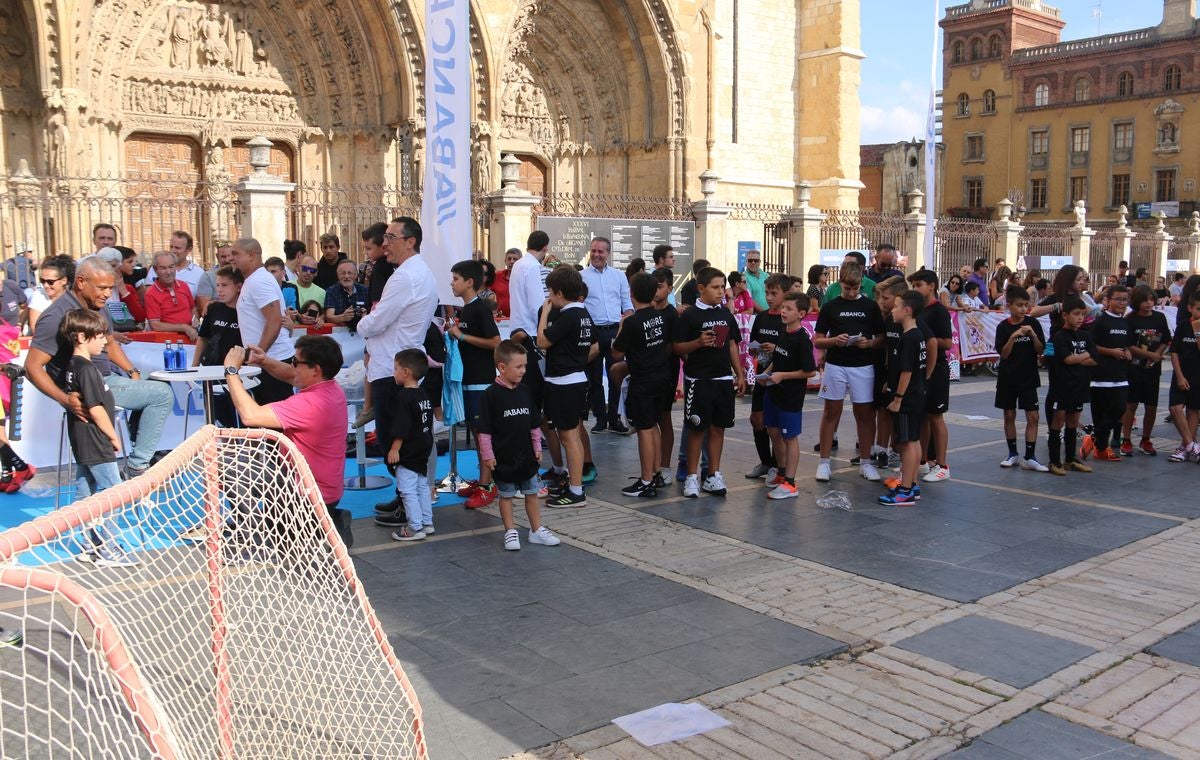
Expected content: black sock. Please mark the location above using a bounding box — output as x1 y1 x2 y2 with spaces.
784 476 795 486
753 428 775 467
1096 426 1111 451
1065 427 1078 461
0 444 11 469
1006 438 1018 457
1024 441 1036 460
1049 429 1062 465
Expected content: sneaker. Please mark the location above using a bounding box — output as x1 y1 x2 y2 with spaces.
923 465 951 482
815 462 831 482
528 526 561 546
609 420 632 436
911 483 922 501
764 471 784 488
80 543 141 568
179 524 208 542
813 438 838 452
701 472 727 496
1169 446 1189 462
391 526 426 542
590 420 607 434
581 463 599 485
1095 448 1123 462
422 524 435 536
1080 434 1096 460
767 482 798 500
620 478 657 498
1139 439 1157 456
879 487 917 506
374 494 404 516
682 474 700 498
1000 454 1020 468
374 510 407 528
465 484 497 509
1020 458 1050 473
122 463 148 479
1048 463 1068 476
887 451 901 469
503 529 520 551
652 471 668 490
4 464 36 493
353 407 375 428
745 463 773 479
0 628 22 649
763 467 779 484
873 451 889 469
1189 445 1200 463
547 490 587 508
1119 439 1134 457
850 455 862 466
860 463 881 482
882 474 902 490
456 480 480 497
1066 460 1093 473
918 462 931 476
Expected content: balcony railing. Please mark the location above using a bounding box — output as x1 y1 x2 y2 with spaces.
1011 28 1155 62
946 0 1061 20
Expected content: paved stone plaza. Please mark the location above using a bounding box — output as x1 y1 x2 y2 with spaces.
348 374 1200 759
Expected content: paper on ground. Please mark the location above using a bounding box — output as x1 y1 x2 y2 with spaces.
612 702 732 746
964 415 990 420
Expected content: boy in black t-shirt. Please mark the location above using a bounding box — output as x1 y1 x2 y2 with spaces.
1046 298 1096 474
873 277 911 473
651 267 682 485
1120 285 1171 456
994 285 1048 471
193 266 243 427
880 291 927 506
759 292 816 500
674 267 746 498
537 266 596 508
449 260 502 509
1168 293 1200 462
1083 286 1132 463
59 309 139 567
745 274 792 479
388 349 435 541
476 340 561 551
613 274 673 498
908 271 953 483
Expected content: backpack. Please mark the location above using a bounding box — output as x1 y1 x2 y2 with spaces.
3 255 35 290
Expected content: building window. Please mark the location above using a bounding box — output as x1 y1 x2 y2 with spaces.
1034 83 1049 107
1156 169 1176 202
988 35 1001 58
1164 65 1181 91
1074 78 1090 102
966 134 984 160
1111 174 1130 207
1159 122 1178 145
965 178 984 208
1031 130 1049 155
971 38 982 60
1113 123 1134 150
1118 71 1134 97
1070 176 1088 204
1071 126 1090 153
953 41 963 63
1030 178 1048 210
982 90 996 113
956 93 970 116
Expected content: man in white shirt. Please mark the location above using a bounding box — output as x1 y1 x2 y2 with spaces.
232 237 294 403
509 230 551 338
581 236 633 432
144 230 205 294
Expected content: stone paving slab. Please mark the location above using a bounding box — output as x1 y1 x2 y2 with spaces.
946 710 1172 759
1148 622 1200 668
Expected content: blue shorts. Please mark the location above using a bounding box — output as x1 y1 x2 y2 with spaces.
495 476 540 498
763 395 803 440
463 388 483 427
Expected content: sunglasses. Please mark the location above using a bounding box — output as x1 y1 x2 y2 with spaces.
289 357 316 367
300 266 318 274
39 277 64 286
746 259 760 263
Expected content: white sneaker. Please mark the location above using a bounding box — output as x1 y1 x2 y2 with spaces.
745 463 772 479
764 466 779 483
860 463 881 482
682 474 700 498
503 529 521 551
528 526 560 546
767 482 798 500
815 462 831 482
887 451 901 469
1000 454 1020 468
918 462 932 476
1021 458 1050 472
701 472 727 496
923 465 951 482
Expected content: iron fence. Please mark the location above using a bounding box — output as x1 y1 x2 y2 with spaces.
762 221 790 274
727 202 791 222
932 218 995 285
532 193 690 220
1128 236 1158 275
1018 223 1074 283
1089 229 1121 292
819 210 906 255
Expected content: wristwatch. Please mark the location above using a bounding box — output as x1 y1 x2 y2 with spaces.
224 365 239 377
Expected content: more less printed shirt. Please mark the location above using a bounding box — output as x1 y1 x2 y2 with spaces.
63 356 117 466
995 316 1046 387
1127 311 1171 373
144 280 196 325
676 301 740 380
919 299 953 365
197 302 242 366
1048 328 1093 403
457 296 501 387
475 381 541 483
613 306 672 383
295 282 326 308
766 325 816 411
883 316 933 378
889 327 928 415
31 291 116 379
815 295 884 368
543 302 595 383
270 379 349 505
390 386 434 474
1090 312 1132 385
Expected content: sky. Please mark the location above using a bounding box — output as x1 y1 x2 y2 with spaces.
859 0 1155 145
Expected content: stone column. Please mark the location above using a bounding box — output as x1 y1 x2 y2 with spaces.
1148 215 1174 280
235 138 296 262
486 154 540 262
992 198 1022 271
1188 212 1200 273
903 189 926 276
785 181 825 276
692 171 733 270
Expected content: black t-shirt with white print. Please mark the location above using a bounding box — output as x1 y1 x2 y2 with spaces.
890 327 928 414
476 381 541 483
1090 311 1132 384
676 301 740 379
815 295 884 368
995 316 1046 387
457 296 501 386
391 386 433 473
1049 328 1093 403
613 306 672 382
543 303 594 379
766 325 816 411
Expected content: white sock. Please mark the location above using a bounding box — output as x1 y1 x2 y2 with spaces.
820 458 830 467
553 466 567 474
569 485 584 496
871 444 884 456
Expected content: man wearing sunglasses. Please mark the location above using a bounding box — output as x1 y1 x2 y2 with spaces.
294 255 326 326
741 250 769 313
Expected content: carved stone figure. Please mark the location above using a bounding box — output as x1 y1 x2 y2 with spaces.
473 140 491 192
168 6 194 69
47 112 69 176
136 17 167 66
234 26 253 75
199 6 234 71
1073 199 1087 229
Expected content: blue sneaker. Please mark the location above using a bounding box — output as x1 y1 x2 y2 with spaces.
911 483 922 501
878 487 917 506
581 463 598 485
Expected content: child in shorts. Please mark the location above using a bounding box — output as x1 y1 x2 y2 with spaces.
873 276 910 471
1046 297 1096 474
745 273 792 479
476 340 560 551
758 292 816 499
1168 293 1200 462
880 291 927 506
994 285 1048 471
1083 285 1132 462
388 349 434 541
449 260 502 509
1120 284 1170 456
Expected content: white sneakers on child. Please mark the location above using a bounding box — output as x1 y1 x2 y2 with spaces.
1000 454 1020 468
815 462 831 482
1020 458 1050 472
505 526 561 551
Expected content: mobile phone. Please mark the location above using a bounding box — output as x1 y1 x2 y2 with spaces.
845 334 862 346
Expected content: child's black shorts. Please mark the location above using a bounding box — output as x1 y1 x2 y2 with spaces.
1169 383 1200 411
995 378 1040 411
543 381 588 430
1045 390 1085 414
683 377 735 431
892 410 924 444
925 363 950 414
750 383 766 413
1126 368 1162 406
626 378 671 430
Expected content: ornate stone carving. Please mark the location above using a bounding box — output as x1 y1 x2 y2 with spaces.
500 59 557 147
137 3 283 82
123 79 302 124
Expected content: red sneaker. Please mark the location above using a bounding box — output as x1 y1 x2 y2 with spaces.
456 480 480 497
465 484 496 509
1139 439 1157 456
1119 439 1133 457
1079 434 1096 460
2 465 34 494
1095 448 1123 462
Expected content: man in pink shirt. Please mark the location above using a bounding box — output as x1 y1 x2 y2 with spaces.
222 336 352 546
145 251 198 339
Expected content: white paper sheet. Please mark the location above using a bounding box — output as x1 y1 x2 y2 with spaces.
612 702 732 747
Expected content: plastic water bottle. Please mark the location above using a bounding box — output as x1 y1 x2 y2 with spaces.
174 341 186 371
163 341 175 370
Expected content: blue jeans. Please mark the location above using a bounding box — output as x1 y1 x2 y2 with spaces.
106 375 173 469
395 465 432 532
76 460 122 499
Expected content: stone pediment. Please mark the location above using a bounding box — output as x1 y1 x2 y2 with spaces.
1155 98 1184 117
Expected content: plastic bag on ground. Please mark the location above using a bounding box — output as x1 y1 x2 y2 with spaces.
816 490 853 511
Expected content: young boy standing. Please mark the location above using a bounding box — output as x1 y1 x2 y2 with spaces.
1046 297 1096 474
994 285 1049 471
907 271 953 483
674 267 746 498
613 273 673 498
745 273 792 479
880 291 927 506
1120 285 1170 456
476 340 560 550
759 292 817 499
650 267 680 486
1168 294 1200 462
1084 286 1132 462
388 349 435 541
59 309 138 566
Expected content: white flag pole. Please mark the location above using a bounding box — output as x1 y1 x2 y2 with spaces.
923 0 940 272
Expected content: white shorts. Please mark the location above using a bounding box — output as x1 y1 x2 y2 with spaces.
818 364 875 405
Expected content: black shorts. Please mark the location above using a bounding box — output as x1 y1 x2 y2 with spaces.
1046 390 1085 414
1126 369 1162 406
925 363 950 414
872 364 889 408
893 410 924 444
626 379 669 430
1169 383 1200 411
995 379 1040 411
543 381 589 430
424 367 444 412
751 383 767 413
683 377 736 431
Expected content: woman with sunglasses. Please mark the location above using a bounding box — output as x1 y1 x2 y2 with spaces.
26 255 74 334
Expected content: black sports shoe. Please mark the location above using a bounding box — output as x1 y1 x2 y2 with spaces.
874 451 889 468
850 456 861 465
373 510 407 528
546 490 587 508
609 420 632 435
591 421 607 434
813 438 839 452
651 471 668 489
374 494 404 516
620 478 658 498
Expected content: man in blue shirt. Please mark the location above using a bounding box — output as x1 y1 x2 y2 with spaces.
581 237 633 433
324 260 369 330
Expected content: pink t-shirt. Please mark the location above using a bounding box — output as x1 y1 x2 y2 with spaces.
270 379 347 505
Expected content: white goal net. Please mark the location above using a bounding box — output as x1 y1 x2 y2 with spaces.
0 426 425 760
